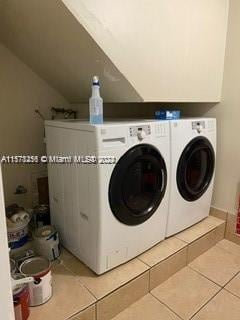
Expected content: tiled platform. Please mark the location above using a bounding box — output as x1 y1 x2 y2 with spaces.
114 241 240 320
114 239 240 320
29 216 225 320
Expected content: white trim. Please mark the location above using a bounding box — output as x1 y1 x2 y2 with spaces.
0 166 14 319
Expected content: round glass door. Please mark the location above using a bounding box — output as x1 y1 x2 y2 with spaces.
177 137 215 202
109 144 167 225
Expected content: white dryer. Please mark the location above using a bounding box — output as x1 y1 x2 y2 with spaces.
166 118 216 237
45 120 170 274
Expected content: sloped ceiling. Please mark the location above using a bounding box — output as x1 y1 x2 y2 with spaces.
0 0 142 103
0 0 228 103
63 0 228 103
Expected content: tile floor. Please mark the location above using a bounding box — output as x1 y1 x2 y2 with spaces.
113 239 240 320
27 216 226 320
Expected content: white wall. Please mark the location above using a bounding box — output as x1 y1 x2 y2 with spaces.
183 0 240 214
206 0 240 214
0 43 69 208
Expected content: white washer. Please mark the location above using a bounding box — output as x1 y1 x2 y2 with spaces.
166 118 216 237
45 120 170 274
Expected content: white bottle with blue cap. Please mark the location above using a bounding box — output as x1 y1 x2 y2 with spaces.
89 76 103 124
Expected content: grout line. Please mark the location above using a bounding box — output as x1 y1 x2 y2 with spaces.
215 241 240 257
66 304 96 320
187 239 240 288
61 261 99 300
62 258 149 302
187 264 224 288
148 268 151 292
176 222 225 246
223 287 240 300
186 226 224 264
223 287 240 299
187 263 240 290
75 270 150 320
224 215 227 237
150 292 185 320
222 270 240 288
189 287 223 320
137 241 188 268
93 270 150 302
149 250 227 320
137 256 152 267
95 302 98 320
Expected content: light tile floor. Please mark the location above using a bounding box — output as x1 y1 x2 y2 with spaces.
112 239 240 320
27 216 225 320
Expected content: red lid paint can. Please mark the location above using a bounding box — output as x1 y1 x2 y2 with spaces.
13 279 30 320
19 256 52 306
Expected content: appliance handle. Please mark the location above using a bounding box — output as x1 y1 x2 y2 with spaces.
102 137 126 147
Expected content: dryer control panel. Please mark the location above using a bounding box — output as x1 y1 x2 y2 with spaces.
192 120 205 134
129 125 151 140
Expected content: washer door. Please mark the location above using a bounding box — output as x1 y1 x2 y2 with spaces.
109 144 167 226
177 137 215 202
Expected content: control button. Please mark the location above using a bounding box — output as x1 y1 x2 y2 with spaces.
137 130 146 140
196 124 203 134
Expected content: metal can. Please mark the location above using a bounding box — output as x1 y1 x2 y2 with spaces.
13 275 30 320
19 256 52 306
33 225 60 261
33 205 50 228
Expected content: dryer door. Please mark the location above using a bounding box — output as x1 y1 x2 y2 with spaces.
177 137 215 202
109 144 167 226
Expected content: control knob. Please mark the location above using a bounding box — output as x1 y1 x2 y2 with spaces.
137 130 146 140
196 124 203 134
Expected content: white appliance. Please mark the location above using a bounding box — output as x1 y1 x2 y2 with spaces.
45 120 170 274
166 118 216 237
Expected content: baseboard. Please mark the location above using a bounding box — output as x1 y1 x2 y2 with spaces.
209 206 228 221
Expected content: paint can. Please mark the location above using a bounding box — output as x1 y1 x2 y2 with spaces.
19 256 52 306
7 218 30 249
11 211 30 224
33 204 50 228
12 275 30 320
33 225 60 261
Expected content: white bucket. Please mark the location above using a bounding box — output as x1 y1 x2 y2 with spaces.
7 219 29 249
19 256 52 306
33 225 60 261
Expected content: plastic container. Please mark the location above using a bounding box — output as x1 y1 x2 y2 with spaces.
155 110 180 120
89 75 103 124
33 225 60 261
7 219 29 249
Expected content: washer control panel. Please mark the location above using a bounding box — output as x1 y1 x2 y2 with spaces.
155 123 168 136
192 121 205 133
129 125 151 140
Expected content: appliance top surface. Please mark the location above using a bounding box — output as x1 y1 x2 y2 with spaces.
45 117 216 131
171 117 216 122
44 118 168 131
